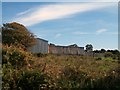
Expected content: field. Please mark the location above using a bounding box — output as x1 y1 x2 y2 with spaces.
2 45 120 90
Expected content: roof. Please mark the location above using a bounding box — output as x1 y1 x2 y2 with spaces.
49 43 84 49
68 44 78 47
36 38 48 42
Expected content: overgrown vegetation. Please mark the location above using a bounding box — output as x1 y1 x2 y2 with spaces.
2 22 120 89
2 22 36 49
33 52 48 58
2 47 120 89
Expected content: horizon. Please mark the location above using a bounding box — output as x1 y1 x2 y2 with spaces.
2 2 118 50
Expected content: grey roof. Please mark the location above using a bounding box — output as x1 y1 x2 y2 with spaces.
36 38 48 42
49 43 84 49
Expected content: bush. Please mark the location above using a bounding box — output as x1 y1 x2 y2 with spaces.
56 66 120 89
104 52 113 58
95 57 102 60
33 53 48 57
17 71 50 90
2 45 33 68
2 48 120 89
2 64 50 90
2 22 36 49
56 66 89 88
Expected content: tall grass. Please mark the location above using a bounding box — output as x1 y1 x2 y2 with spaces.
2 46 120 89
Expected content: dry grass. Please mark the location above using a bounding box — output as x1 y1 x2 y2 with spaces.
31 54 119 79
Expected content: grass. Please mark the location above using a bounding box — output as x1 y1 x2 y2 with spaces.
2 46 120 89
32 54 119 78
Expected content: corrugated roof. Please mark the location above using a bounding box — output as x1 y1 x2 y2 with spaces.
36 38 48 42
49 44 84 49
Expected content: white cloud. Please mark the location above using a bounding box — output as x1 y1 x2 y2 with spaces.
16 9 33 16
14 3 113 26
73 30 118 36
96 29 107 34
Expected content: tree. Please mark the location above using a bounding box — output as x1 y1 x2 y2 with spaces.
100 49 106 53
85 44 93 52
104 52 113 58
2 22 36 49
93 50 100 53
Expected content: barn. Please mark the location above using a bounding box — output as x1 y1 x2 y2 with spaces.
28 38 85 55
48 43 85 55
28 38 48 53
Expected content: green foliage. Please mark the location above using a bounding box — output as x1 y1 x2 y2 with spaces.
56 66 88 88
2 50 120 89
85 44 93 52
33 53 48 57
55 65 120 89
104 57 113 61
95 57 102 60
2 45 120 89
2 64 50 90
2 22 36 49
100 49 106 53
104 52 113 58
17 71 49 90
2 45 33 68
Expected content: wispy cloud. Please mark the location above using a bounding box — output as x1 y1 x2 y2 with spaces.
14 3 113 26
96 29 107 34
73 29 109 35
16 9 33 16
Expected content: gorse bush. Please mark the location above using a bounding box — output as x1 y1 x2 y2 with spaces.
2 45 33 68
2 45 52 90
17 71 50 90
56 66 89 88
2 22 36 49
3 54 120 89
2 45 120 89
33 52 48 58
56 67 120 89
95 57 102 60
104 52 113 58
2 64 51 90
2 63 21 90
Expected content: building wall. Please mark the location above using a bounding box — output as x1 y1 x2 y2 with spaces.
28 38 48 53
49 45 85 55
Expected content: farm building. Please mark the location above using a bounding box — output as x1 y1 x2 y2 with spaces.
28 38 89 55
48 43 85 55
27 38 48 53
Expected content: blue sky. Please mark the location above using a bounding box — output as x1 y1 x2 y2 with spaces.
2 2 118 50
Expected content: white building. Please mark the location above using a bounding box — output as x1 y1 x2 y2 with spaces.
28 38 48 53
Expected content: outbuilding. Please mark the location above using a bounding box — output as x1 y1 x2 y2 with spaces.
28 38 48 53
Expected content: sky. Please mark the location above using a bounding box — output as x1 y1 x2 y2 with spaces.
1 0 120 2
2 2 118 50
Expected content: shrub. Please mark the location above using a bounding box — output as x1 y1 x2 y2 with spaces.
2 49 120 89
33 53 48 57
2 45 33 68
17 71 50 90
56 66 120 89
2 22 36 49
104 52 113 58
2 64 50 90
104 58 113 61
95 57 102 60
56 66 88 88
